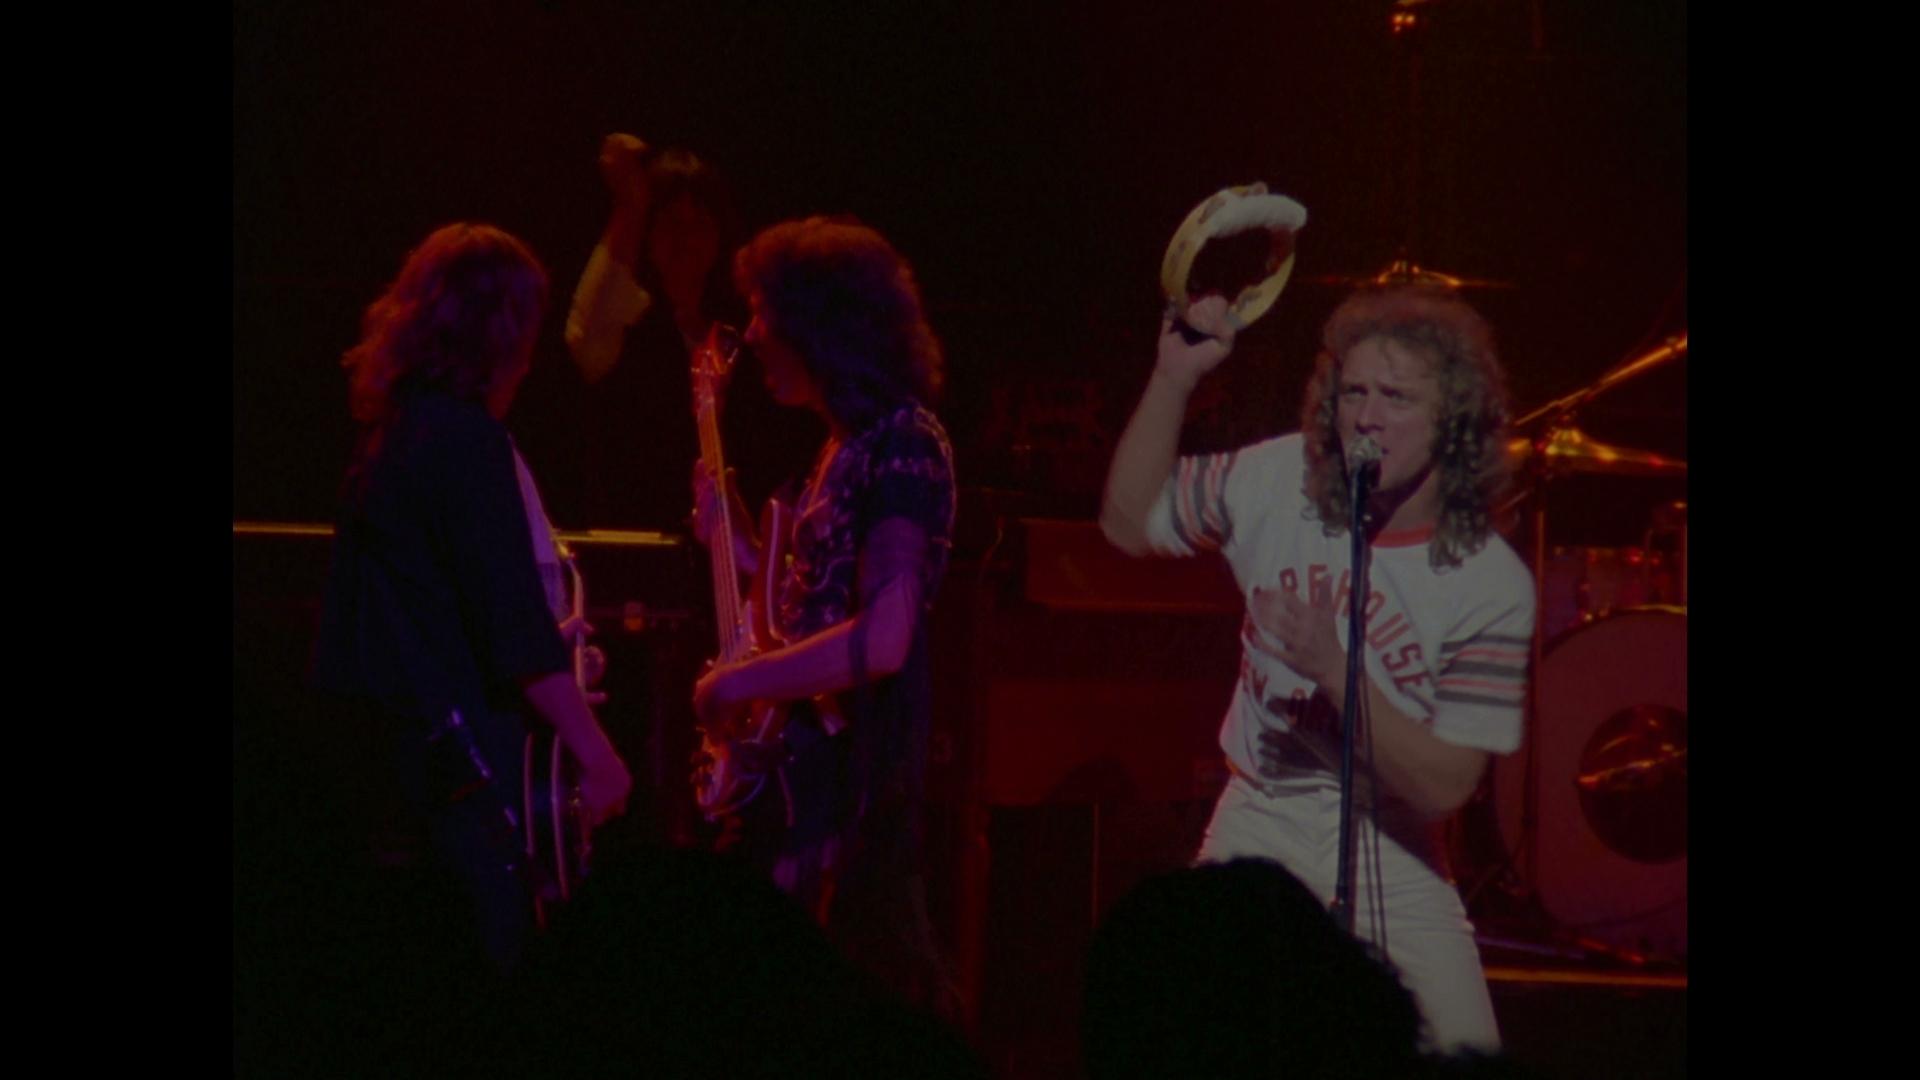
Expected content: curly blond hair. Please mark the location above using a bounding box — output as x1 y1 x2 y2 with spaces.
1299 286 1511 568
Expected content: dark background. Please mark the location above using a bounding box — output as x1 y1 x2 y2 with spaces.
233 0 1686 529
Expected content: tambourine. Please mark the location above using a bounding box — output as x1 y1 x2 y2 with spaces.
1160 183 1308 331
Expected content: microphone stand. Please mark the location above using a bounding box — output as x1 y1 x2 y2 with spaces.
1330 460 1378 936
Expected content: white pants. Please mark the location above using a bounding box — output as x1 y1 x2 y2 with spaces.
1197 773 1501 1051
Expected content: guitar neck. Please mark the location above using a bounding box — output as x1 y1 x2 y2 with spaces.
694 387 751 664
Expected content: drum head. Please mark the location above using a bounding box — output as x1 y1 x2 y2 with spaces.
1496 608 1687 960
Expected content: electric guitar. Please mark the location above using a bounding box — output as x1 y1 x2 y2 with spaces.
525 545 595 923
689 324 793 818
433 546 595 927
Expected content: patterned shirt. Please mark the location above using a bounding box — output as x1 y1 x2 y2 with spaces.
780 402 957 641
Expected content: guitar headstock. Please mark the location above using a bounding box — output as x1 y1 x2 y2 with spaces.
691 322 744 398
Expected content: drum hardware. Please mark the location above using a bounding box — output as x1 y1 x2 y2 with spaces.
1457 330 1687 963
1512 334 1689 434
1646 500 1688 608
1305 4 1518 295
1537 543 1683 640
1302 252 1515 292
1574 744 1686 790
1573 701 1686 868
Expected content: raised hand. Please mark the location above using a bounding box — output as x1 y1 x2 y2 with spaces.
597 133 651 212
1156 293 1238 387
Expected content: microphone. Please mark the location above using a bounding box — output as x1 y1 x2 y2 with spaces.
1346 435 1382 487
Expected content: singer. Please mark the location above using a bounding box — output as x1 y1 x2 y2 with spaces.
1100 284 1532 1050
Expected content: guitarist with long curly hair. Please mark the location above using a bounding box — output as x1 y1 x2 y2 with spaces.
311 222 633 972
689 216 961 1021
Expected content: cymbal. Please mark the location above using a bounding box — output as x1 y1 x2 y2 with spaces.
1303 256 1515 291
1508 426 1687 477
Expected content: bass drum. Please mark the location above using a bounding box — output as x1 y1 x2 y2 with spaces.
1496 607 1687 961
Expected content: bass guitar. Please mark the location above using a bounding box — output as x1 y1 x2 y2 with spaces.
689 324 793 818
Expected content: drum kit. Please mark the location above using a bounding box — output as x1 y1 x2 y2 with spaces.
1477 330 1689 968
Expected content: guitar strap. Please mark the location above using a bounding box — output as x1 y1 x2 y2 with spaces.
509 438 572 624
507 439 588 911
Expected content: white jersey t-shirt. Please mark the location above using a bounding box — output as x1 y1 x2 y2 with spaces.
1145 433 1533 834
